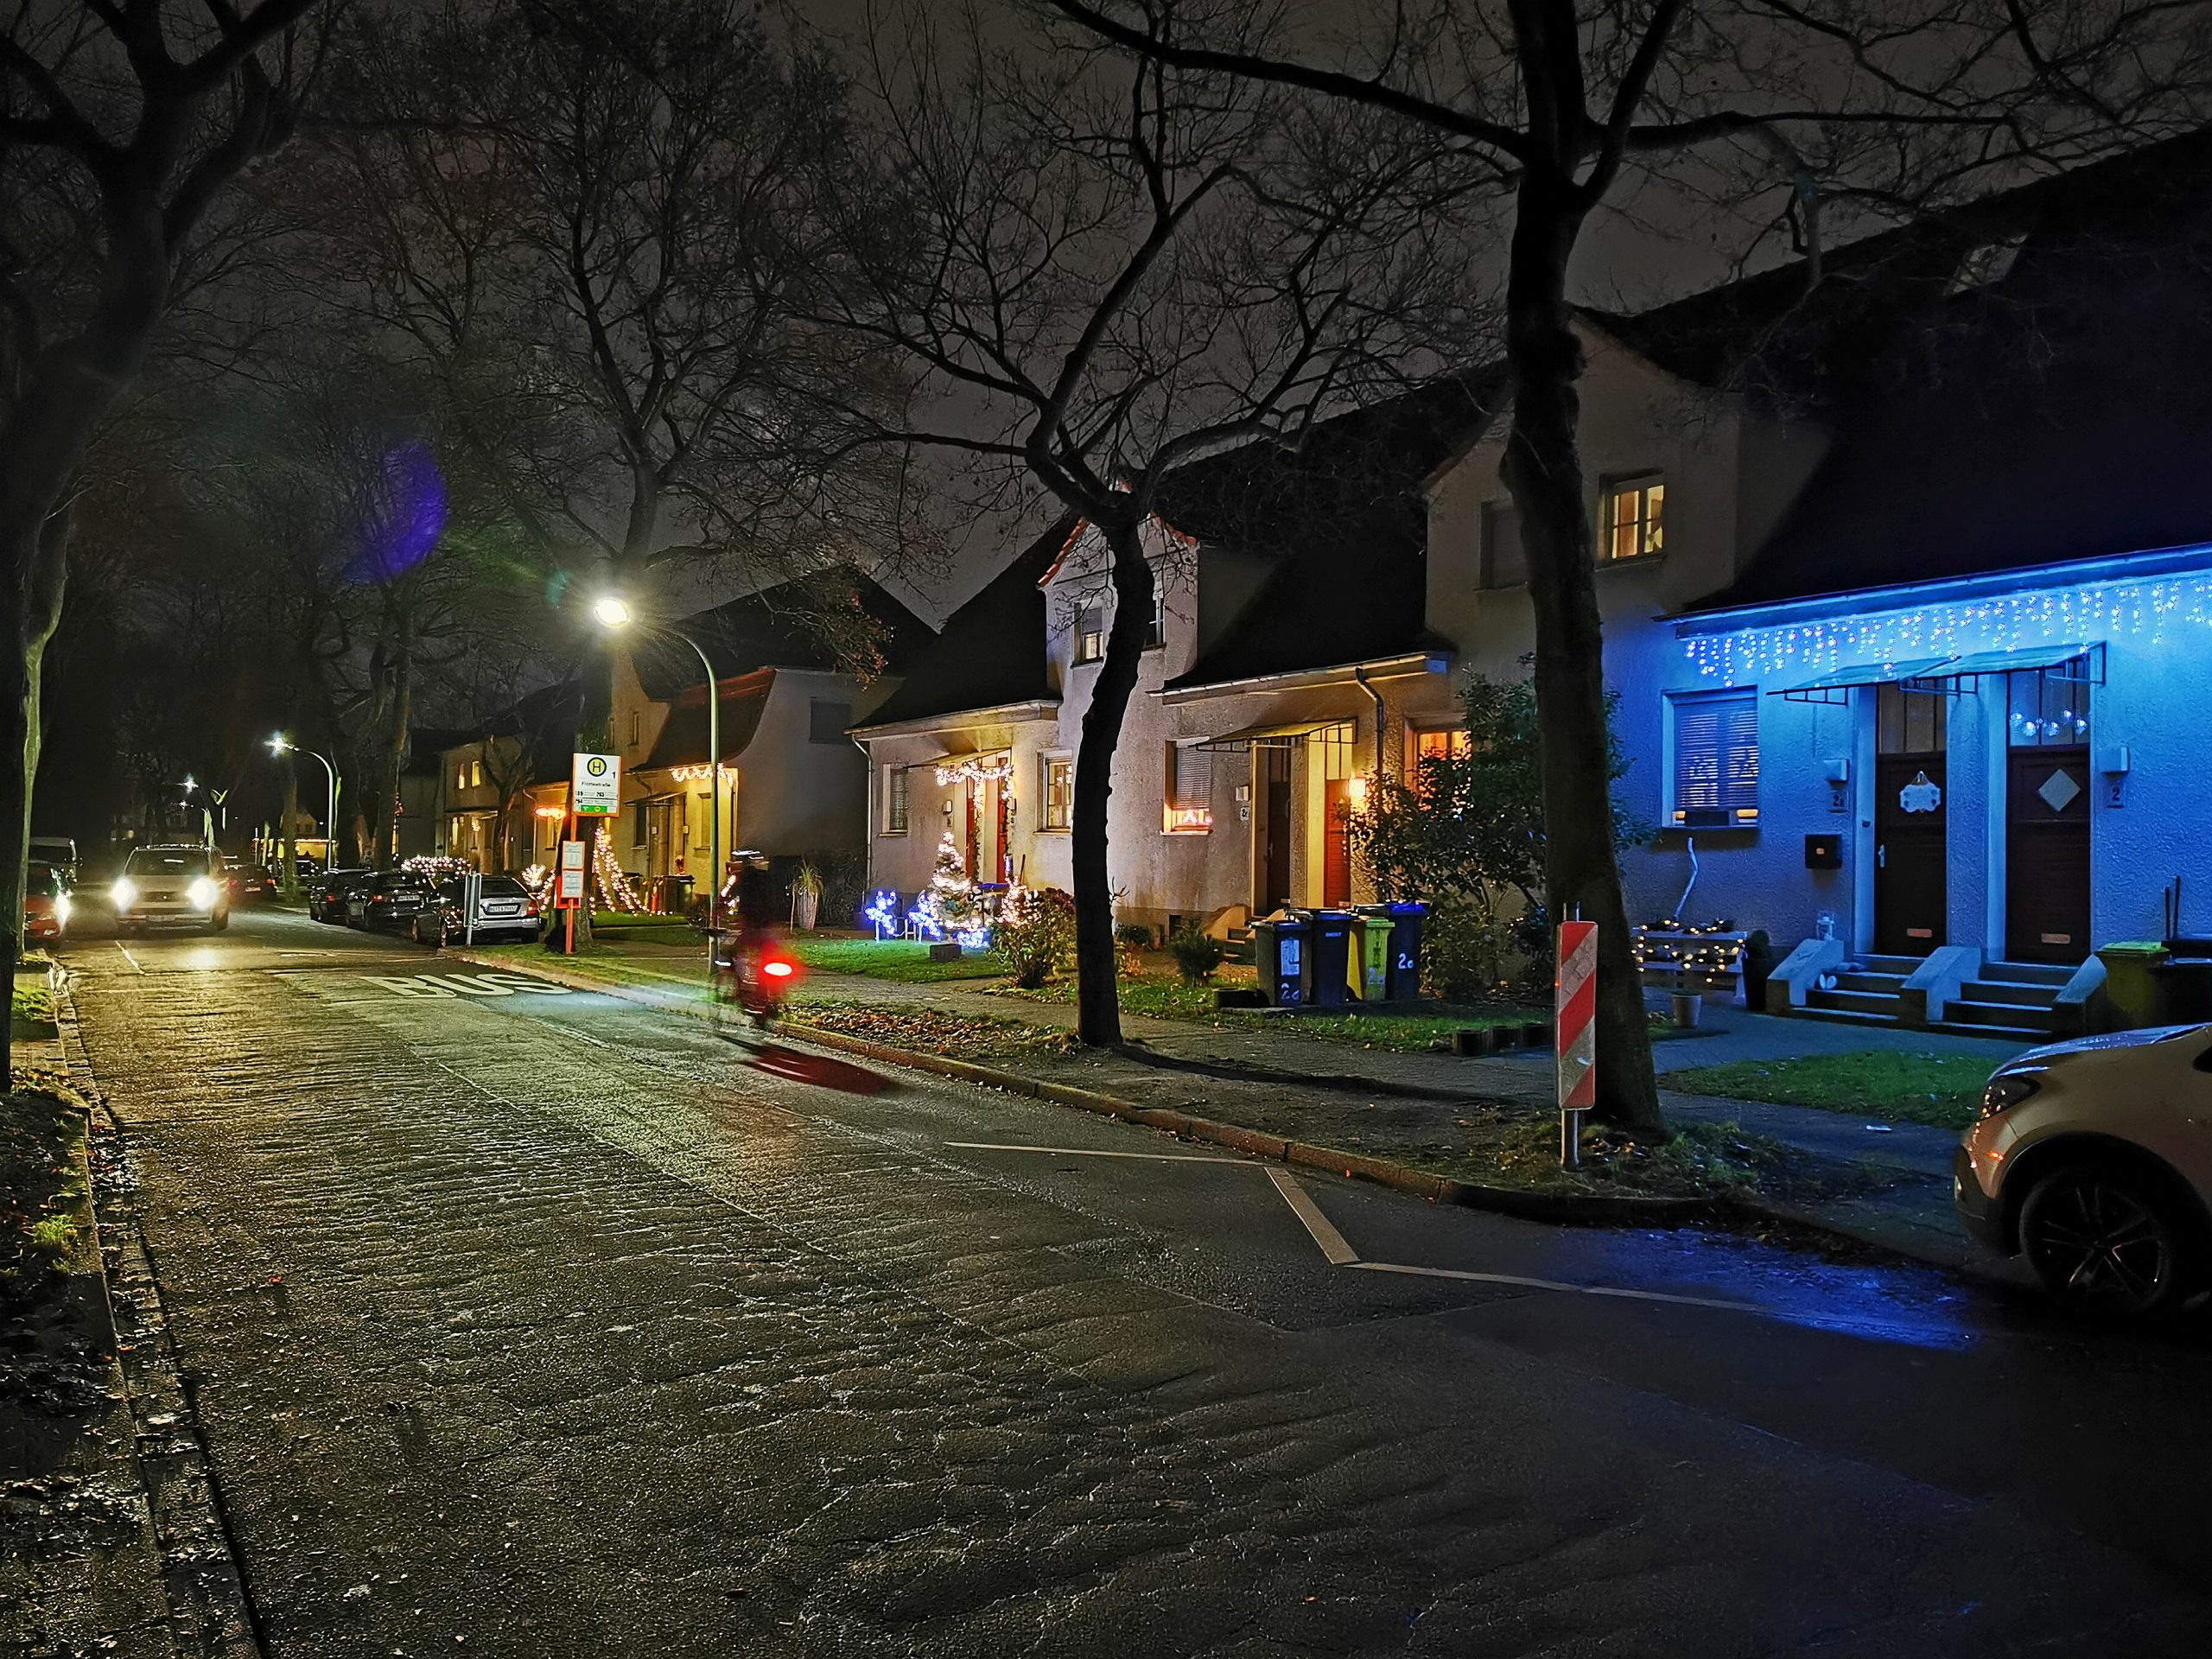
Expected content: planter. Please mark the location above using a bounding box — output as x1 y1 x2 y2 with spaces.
1451 1027 1497 1057
1670 990 1703 1029
793 888 821 930
927 941 963 962
1521 1022 1549 1049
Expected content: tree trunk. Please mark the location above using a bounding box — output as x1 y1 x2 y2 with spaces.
1500 169 1666 1136
1069 519 1156 1047
280 758 301 899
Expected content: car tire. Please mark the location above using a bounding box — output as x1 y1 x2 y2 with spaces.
2018 1160 2196 1316
212 912 229 933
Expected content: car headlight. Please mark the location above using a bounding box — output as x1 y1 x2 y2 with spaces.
1980 1068 2044 1119
54 893 71 925
111 877 137 911
188 876 219 910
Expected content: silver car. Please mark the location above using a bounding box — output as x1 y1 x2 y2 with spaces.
1957 1025 2212 1314
111 844 231 935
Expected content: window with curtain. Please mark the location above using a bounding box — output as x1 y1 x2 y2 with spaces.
884 766 909 833
1163 742 1213 831
1600 475 1665 563
1042 756 1071 830
1671 690 1758 825
1073 603 1106 664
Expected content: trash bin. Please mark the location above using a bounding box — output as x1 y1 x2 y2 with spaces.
1351 907 1395 1001
1303 910 1356 1008
1384 901 1427 1001
2098 941 2170 1029
1252 915 1309 1006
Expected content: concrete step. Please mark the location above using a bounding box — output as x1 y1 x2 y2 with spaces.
1859 954 1927 975
1959 978 2058 1008
1982 959 2077 987
1832 970 1909 995
1791 1005 1903 1028
1943 997 2056 1033
1936 1020 2052 1044
1808 988 1904 1018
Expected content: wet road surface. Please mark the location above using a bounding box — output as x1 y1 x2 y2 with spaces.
53 910 2212 1656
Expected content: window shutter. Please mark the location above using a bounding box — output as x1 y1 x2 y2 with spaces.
1170 743 1213 810
1674 692 1758 822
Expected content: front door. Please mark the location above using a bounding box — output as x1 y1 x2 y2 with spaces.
1258 745 1292 913
1873 683 1948 956
2004 660 2094 964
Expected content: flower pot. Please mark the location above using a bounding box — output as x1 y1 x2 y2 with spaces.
793 888 820 930
1670 990 1703 1029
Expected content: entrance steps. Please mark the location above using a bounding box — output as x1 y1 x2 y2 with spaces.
1800 952 2071 1039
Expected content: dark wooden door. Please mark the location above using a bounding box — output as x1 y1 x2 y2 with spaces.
1875 754 1947 956
1260 747 1292 912
1323 779 1352 907
2007 746 2091 964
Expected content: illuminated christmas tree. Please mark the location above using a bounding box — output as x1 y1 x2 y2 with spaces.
910 828 977 940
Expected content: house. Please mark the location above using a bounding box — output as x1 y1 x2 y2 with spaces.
441 569 929 908
862 128 2212 1033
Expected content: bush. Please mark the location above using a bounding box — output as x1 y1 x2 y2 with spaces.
994 886 1077 988
1115 921 1155 950
1166 923 1225 984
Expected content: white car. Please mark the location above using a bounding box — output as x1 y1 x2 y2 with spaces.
111 845 232 935
1957 1025 2212 1313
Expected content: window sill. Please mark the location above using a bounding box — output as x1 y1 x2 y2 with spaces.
1597 553 1667 574
1038 825 1071 836
880 829 909 838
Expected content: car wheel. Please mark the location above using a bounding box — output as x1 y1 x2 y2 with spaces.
213 911 229 932
2018 1160 2194 1316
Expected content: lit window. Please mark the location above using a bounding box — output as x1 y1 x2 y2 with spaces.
885 766 910 834
2007 660 2091 748
1073 603 1106 664
1601 476 1664 563
455 766 467 791
469 760 483 788
1163 742 1212 832
1671 690 1758 826
1042 757 1071 831
1412 727 1470 766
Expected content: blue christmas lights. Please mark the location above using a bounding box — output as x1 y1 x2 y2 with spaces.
1682 569 2212 685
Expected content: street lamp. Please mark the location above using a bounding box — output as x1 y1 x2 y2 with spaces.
268 735 340 873
593 596 723 957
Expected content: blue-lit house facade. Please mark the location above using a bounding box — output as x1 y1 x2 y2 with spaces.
1439 131 2212 1033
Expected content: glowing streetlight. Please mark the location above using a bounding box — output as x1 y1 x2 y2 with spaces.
269 734 340 874
591 596 724 954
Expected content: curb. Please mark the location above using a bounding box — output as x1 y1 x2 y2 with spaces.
442 948 1719 1230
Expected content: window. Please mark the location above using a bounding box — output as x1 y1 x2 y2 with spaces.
1164 742 1213 831
1948 233 2024 296
629 712 641 747
809 699 852 744
1315 721 1355 781
469 759 483 788
2007 661 2091 747
455 766 467 791
632 798 649 843
1411 726 1470 766
1042 756 1071 831
1480 499 1525 588
1145 591 1166 650
1670 690 1758 825
1877 682 1948 754
885 766 910 834
1600 475 1665 563
1073 603 1106 664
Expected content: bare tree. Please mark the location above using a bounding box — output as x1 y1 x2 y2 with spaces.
831 2 1480 1046
1048 0 2202 1130
2 0 326 1074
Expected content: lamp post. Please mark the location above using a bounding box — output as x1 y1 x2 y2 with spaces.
268 735 340 872
593 596 722 966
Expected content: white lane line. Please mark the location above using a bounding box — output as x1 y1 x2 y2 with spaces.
114 943 143 974
946 1141 1250 1165
1264 1167 1361 1265
1346 1259 1757 1315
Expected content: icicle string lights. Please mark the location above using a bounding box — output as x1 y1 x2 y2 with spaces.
1682 568 2212 685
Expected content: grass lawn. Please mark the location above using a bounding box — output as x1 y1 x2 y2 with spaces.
11 979 56 1045
1664 1049 1999 1130
997 967 1544 1053
785 936 1007 983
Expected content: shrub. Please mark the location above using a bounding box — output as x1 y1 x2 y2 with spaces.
994 886 1077 988
1115 921 1155 950
1166 923 1226 984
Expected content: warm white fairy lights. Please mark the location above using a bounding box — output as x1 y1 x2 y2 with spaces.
1681 567 2212 685
935 755 1014 786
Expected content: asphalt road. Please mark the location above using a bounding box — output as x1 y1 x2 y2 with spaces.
52 907 2212 1656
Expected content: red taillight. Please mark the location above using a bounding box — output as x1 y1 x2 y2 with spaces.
761 957 796 979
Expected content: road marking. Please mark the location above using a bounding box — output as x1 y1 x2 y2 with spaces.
115 943 143 974
1344 1259 1757 1315
1264 1166 1361 1265
946 1141 1250 1165
355 972 574 999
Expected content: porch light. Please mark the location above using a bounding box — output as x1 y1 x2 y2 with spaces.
592 594 633 630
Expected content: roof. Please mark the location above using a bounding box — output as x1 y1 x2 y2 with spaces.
1605 127 2212 612
629 565 932 702
1159 373 1497 691
852 515 1077 732
403 727 477 778
641 669 776 770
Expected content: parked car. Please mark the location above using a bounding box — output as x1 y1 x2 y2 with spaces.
29 836 78 885
1957 1026 2212 1314
308 868 373 924
22 861 70 943
410 874 543 947
225 860 280 902
110 845 230 935
347 870 434 933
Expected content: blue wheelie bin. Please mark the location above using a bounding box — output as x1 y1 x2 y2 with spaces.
1252 914 1309 1006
